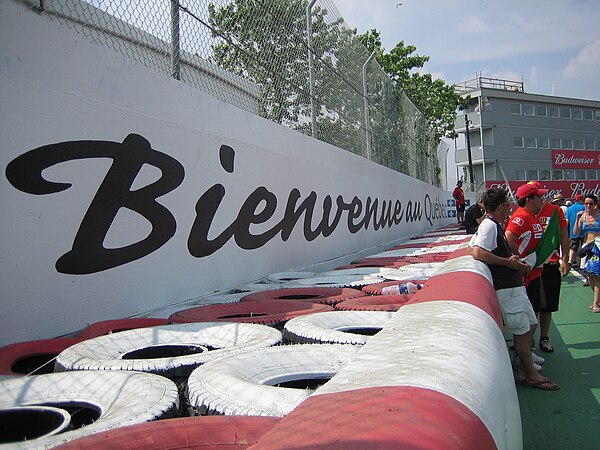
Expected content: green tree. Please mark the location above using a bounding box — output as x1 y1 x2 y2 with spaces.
357 29 466 141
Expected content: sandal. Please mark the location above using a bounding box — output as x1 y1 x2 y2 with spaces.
516 378 559 391
593 307 600 313
539 337 554 353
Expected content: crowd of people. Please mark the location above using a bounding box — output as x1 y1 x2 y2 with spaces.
467 181 599 391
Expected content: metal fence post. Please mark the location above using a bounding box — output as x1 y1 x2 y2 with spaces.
171 0 181 80
362 52 375 159
306 0 318 138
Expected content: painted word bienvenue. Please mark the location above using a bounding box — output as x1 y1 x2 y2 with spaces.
5 134 447 275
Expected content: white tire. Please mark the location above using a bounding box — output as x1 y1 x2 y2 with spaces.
283 311 395 345
266 272 316 283
187 344 359 417
0 371 179 449
55 323 282 377
282 274 385 288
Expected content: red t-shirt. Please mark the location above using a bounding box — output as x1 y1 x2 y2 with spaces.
452 186 465 206
537 203 567 263
506 206 544 282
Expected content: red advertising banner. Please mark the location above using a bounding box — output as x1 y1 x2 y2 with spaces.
485 180 600 200
551 150 600 169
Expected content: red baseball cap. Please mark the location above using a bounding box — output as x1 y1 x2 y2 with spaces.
516 181 548 200
575 194 584 201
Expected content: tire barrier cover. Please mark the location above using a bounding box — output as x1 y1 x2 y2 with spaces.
361 280 427 296
0 371 179 449
283 311 395 345
409 271 503 329
77 318 169 339
334 294 412 311
0 338 85 376
52 416 280 450
186 344 360 417
266 272 316 283
55 323 282 377
349 258 411 267
240 288 365 306
333 262 396 270
169 301 333 325
281 274 385 288
248 386 496 450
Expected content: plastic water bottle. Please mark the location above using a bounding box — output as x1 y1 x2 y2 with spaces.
381 282 423 295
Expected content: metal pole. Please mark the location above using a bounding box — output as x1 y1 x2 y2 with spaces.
306 0 318 137
363 52 375 159
171 0 181 80
465 114 475 191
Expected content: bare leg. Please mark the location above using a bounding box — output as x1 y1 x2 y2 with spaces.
515 328 547 383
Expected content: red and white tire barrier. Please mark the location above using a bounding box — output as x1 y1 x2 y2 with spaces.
249 256 521 450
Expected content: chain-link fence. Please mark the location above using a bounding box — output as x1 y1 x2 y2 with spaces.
17 0 440 185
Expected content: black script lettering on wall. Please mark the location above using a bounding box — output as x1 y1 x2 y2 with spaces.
5 134 185 274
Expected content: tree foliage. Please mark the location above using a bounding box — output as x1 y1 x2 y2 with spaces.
357 29 467 141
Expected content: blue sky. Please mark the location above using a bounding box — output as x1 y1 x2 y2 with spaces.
334 0 600 101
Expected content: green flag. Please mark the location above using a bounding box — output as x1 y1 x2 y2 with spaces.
534 208 561 268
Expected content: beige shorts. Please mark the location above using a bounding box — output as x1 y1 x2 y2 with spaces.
496 286 538 335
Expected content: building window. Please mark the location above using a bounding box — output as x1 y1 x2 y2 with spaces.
565 170 575 180
510 103 522 114
560 107 571 119
551 138 561 149
596 110 600 121
538 138 550 149
576 170 587 180
588 170 598 180
528 169 539 180
563 139 573 150
515 169 526 181
541 170 551 180
553 170 563 180
525 137 537 148
585 140 596 150
522 104 534 116
575 139 584 150
572 109 583 120
535 105 547 117
583 110 593 120
513 136 524 147
549 106 559 118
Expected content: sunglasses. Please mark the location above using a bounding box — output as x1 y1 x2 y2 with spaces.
584 202 596 205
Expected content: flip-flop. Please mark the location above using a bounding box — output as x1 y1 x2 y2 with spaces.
592 307 600 313
516 378 559 391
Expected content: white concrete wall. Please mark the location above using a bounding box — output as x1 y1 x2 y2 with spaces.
0 0 453 345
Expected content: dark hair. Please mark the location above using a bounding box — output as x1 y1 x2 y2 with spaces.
585 194 598 204
482 188 508 213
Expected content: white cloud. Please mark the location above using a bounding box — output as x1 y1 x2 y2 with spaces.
561 40 600 79
457 15 491 34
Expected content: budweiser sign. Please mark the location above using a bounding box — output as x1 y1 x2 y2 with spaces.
486 181 600 200
552 150 600 169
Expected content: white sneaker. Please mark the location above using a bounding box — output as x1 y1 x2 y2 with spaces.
531 352 545 365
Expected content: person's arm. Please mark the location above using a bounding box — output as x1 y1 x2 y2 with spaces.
573 211 585 235
471 246 530 275
559 225 570 275
505 229 519 255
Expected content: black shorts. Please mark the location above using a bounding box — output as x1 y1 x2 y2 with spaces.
569 237 583 251
526 276 542 313
540 264 561 312
456 204 465 213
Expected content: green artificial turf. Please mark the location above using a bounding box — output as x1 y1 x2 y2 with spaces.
518 272 600 449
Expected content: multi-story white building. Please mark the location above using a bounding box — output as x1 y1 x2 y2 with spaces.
454 76 600 199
